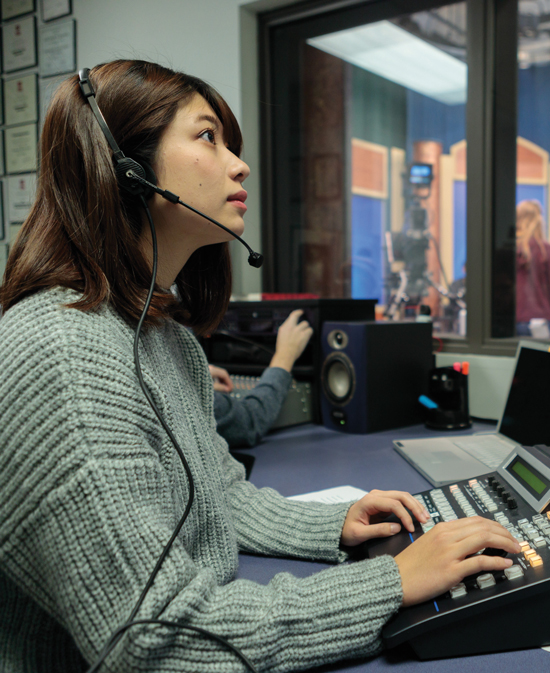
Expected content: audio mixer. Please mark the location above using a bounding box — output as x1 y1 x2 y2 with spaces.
367 443 550 659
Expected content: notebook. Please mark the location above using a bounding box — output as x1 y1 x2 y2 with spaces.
393 341 550 487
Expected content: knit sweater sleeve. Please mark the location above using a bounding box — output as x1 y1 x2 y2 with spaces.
214 367 291 448
0 294 403 673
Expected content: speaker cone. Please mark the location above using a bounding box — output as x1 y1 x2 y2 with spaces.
321 352 356 405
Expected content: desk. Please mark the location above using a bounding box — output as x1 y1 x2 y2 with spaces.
236 422 549 672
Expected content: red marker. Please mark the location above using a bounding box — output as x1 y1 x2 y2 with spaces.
461 361 470 375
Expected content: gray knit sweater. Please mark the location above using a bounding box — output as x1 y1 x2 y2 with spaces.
0 288 403 673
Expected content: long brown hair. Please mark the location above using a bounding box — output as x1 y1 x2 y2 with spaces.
516 199 547 264
0 60 242 334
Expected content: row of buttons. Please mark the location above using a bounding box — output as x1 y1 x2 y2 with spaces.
449 563 525 599
449 484 477 517
468 479 498 512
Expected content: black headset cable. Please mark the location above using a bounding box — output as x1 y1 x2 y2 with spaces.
85 196 258 673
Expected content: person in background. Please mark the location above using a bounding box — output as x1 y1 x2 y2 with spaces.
209 309 313 448
516 199 550 336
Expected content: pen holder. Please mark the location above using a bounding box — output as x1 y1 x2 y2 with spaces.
424 366 471 430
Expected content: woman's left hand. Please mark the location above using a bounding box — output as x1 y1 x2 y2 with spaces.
341 489 431 547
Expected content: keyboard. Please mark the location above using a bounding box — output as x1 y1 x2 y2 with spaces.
366 443 550 659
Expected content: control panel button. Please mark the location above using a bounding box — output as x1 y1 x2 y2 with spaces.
477 574 496 589
529 554 543 567
449 583 467 599
504 565 525 580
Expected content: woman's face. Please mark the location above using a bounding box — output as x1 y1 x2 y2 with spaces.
151 94 250 249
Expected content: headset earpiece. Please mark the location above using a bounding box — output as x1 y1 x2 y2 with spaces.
115 157 157 200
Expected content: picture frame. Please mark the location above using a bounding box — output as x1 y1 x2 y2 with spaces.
4 73 38 127
39 18 76 77
7 172 36 224
41 0 71 22
5 123 37 174
1 0 34 21
3 15 37 74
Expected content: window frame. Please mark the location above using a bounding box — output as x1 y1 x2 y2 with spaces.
258 0 520 355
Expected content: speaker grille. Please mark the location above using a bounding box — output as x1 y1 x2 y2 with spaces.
321 352 356 405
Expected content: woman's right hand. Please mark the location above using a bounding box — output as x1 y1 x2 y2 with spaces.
394 517 521 607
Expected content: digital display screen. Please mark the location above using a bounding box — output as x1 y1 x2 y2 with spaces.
409 164 433 185
507 456 549 498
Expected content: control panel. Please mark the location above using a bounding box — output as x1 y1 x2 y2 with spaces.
367 444 550 659
229 375 312 430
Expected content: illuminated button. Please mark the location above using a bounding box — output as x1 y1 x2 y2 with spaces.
469 479 478 486
519 541 530 552
450 484 459 491
504 565 524 580
477 574 496 589
546 511 550 520
529 555 543 567
524 548 536 559
449 583 467 599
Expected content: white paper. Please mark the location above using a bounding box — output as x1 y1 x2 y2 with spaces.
39 18 75 77
8 172 36 223
3 15 37 73
288 485 367 504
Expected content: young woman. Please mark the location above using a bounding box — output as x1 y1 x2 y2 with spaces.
515 199 550 335
0 60 518 673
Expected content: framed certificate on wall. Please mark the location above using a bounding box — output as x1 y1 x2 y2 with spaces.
7 172 36 223
3 16 37 73
41 0 71 22
5 73 38 126
0 132 5 177
39 73 68 126
39 18 75 76
5 123 37 174
2 0 34 21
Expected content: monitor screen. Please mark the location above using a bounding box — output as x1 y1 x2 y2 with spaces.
409 163 433 185
499 346 550 447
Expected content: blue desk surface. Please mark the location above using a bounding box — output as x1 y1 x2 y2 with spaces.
235 422 549 672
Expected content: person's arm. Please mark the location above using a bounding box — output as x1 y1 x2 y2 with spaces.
0 325 401 671
213 367 291 447
212 310 313 448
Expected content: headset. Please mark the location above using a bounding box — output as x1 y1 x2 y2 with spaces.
78 67 263 268
78 68 259 673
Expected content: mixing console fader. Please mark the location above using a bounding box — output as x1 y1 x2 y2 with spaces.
367 443 550 659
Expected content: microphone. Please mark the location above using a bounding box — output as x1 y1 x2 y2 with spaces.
127 169 264 268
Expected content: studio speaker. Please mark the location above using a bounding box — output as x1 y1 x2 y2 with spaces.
320 321 433 434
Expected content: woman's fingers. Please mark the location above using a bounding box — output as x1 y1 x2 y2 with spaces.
395 518 521 607
369 489 431 526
